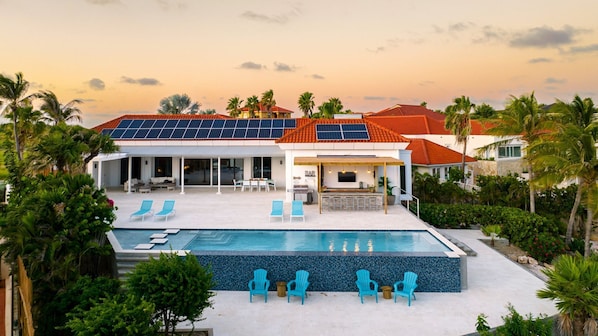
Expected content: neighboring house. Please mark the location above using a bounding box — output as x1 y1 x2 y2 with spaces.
407 139 477 184
366 112 526 178
238 104 294 119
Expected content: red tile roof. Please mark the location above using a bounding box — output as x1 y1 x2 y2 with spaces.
239 104 294 113
92 114 231 132
276 118 410 143
369 104 445 120
408 139 476 165
367 115 489 135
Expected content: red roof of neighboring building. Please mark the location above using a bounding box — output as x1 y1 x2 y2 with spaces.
369 104 445 120
239 104 294 113
92 114 230 132
367 115 489 135
408 139 476 165
276 118 410 143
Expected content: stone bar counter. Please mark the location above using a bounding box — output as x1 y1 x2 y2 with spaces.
320 189 383 211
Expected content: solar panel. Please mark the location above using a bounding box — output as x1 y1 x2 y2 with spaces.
134 129 149 139
315 123 370 141
165 120 178 128
101 129 112 135
107 118 298 140
140 120 155 128
116 120 132 129
220 128 234 138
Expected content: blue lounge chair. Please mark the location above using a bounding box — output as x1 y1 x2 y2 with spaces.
393 271 418 306
248 269 270 303
269 200 284 222
287 270 309 304
153 200 176 221
290 200 305 222
130 200 153 221
355 269 379 303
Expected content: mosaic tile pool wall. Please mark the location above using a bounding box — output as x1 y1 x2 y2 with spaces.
195 252 461 292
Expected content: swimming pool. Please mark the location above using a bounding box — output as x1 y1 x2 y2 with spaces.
109 228 465 292
111 229 451 253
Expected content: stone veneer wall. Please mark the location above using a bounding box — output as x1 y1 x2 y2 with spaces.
195 252 461 293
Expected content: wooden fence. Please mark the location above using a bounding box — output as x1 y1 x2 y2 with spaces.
17 257 34 336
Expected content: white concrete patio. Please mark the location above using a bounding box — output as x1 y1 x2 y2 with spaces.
107 187 558 336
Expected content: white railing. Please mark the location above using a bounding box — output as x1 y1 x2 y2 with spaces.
399 189 420 218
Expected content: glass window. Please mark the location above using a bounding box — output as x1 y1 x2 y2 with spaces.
154 157 172 177
252 157 272 179
498 146 522 158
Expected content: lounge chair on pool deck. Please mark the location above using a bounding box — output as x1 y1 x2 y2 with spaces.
248 268 270 303
153 200 176 221
290 200 305 222
130 200 153 221
287 270 309 305
394 271 418 306
269 200 284 222
355 269 379 303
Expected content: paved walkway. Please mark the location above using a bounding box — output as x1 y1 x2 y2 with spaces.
108 187 558 336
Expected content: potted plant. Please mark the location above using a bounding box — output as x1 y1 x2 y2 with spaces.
378 176 396 205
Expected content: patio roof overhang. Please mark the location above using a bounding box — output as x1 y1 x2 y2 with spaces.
293 156 403 166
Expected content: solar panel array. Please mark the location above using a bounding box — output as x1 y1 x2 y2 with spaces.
102 118 297 140
315 124 370 140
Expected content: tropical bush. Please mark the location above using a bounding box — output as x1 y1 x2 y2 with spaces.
126 252 216 336
522 232 567 264
475 304 553 335
537 253 598 336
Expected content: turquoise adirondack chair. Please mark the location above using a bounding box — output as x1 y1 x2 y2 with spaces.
393 271 418 306
248 269 270 303
130 200 153 221
355 269 379 303
153 200 176 221
287 270 310 304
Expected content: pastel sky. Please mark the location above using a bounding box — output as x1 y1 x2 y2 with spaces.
3 0 598 128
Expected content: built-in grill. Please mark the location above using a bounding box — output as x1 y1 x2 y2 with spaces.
293 185 312 203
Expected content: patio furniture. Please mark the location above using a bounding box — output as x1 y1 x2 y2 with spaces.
130 200 153 221
258 180 269 192
355 269 379 303
250 179 259 192
287 270 309 304
269 200 284 222
153 200 176 221
394 271 418 306
248 269 270 303
290 200 305 222
242 180 251 192
267 179 277 191
233 179 243 191
149 177 176 190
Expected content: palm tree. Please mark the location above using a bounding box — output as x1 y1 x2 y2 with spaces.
531 95 598 254
316 97 344 119
157 94 200 115
481 92 547 213
260 89 276 118
0 72 37 161
37 90 83 125
298 92 315 118
245 95 260 118
226 97 243 117
472 103 497 119
444 96 474 185
537 253 598 336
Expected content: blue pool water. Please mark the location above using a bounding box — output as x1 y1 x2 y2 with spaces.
111 229 451 253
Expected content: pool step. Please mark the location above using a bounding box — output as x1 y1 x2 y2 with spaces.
191 231 233 246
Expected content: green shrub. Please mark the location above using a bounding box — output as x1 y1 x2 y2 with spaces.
495 304 552 336
522 233 567 264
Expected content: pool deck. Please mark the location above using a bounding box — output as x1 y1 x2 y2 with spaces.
108 187 558 336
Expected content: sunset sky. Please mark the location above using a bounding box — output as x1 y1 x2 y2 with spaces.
3 0 598 127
